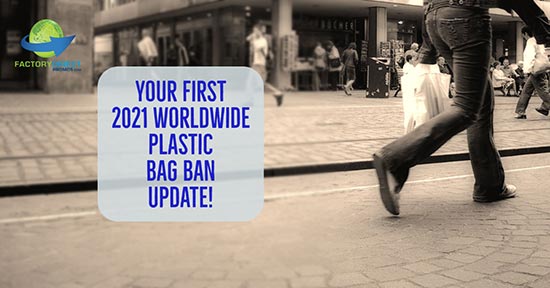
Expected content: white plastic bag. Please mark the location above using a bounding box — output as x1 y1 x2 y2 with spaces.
402 64 451 134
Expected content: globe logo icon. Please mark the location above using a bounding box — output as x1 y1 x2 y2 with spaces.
20 19 75 58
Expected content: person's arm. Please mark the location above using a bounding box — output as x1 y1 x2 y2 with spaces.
246 33 254 42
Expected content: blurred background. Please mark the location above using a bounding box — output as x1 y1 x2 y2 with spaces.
0 0 540 93
3 1 550 288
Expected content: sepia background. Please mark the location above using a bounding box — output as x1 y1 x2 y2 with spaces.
2 0 550 287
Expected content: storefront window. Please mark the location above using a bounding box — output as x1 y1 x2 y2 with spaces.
117 27 138 66
156 22 172 66
93 33 114 84
176 16 214 66
294 16 355 58
388 19 418 49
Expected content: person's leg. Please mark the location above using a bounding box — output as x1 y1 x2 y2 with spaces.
468 79 506 200
313 69 320 91
348 67 356 88
515 75 536 115
500 0 550 46
253 64 284 107
321 70 328 90
344 67 355 94
264 82 284 106
379 7 492 182
531 73 550 112
330 71 338 91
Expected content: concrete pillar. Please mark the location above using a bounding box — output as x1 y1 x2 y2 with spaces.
367 7 387 57
46 0 94 93
514 22 525 62
271 0 292 90
212 9 221 66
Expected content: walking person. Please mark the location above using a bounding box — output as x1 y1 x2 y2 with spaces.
326 41 343 91
137 30 158 66
248 24 284 107
312 42 327 91
342 42 359 96
514 26 550 119
174 35 190 66
372 0 516 216
498 0 550 73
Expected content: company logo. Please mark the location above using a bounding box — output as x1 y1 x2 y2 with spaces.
15 19 81 72
20 19 75 58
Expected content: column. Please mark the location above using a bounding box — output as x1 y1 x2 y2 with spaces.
271 0 292 90
505 21 524 63
514 22 525 62
367 7 387 57
212 9 221 66
46 0 94 93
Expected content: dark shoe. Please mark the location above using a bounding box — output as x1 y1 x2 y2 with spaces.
275 94 284 107
514 114 527 119
535 107 549 116
473 184 517 203
372 153 405 216
344 86 351 96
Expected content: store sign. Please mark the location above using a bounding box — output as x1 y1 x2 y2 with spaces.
281 32 299 72
319 18 355 31
295 17 355 32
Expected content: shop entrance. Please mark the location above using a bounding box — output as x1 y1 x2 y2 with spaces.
0 0 37 90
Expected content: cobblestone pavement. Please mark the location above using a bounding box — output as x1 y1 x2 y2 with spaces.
2 153 550 287
0 91 549 185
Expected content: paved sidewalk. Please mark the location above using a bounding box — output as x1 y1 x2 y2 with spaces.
2 153 550 287
0 91 549 186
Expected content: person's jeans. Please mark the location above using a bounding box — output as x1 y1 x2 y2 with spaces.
515 73 550 114
380 5 505 197
499 0 550 45
329 71 339 91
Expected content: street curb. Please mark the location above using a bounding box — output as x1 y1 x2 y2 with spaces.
1 146 550 197
0 181 97 197
264 145 550 177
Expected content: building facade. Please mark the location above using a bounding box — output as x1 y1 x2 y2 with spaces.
0 0 94 93
94 0 529 90
0 0 536 93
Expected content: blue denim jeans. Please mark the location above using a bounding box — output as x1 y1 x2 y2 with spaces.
515 73 550 114
380 5 505 197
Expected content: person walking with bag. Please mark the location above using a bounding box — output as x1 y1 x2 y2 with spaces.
248 24 285 107
372 0 516 216
514 26 550 119
312 42 327 91
326 41 343 91
342 42 359 96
